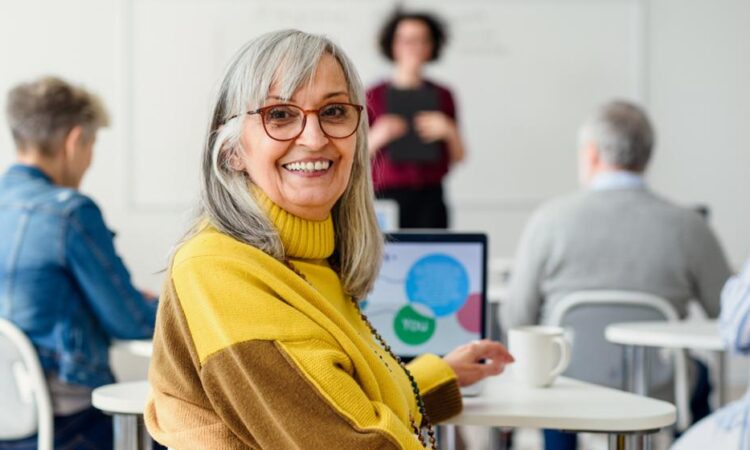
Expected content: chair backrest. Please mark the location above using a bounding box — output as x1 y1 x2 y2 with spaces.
546 290 679 391
0 317 53 450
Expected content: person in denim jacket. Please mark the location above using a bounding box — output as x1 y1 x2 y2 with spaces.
0 76 158 449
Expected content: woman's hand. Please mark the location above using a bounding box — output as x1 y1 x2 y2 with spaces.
368 114 408 156
443 339 514 387
413 111 455 143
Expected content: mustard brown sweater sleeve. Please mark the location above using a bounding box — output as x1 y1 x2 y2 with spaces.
407 354 463 423
205 339 411 449
145 281 247 449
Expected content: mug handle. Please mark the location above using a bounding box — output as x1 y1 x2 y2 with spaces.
547 336 571 384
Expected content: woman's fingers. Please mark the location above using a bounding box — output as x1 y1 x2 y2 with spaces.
413 112 453 142
473 339 515 363
444 340 515 386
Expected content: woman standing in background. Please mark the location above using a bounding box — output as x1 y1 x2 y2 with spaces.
367 10 466 229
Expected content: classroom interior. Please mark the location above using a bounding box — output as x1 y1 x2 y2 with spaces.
1 1 749 449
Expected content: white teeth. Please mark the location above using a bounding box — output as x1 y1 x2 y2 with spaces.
285 160 331 172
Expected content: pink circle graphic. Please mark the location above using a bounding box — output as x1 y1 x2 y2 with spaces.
456 293 481 333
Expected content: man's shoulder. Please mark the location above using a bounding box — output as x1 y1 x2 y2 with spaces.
543 188 708 231
531 191 587 221
530 189 677 223
612 188 707 224
515 192 582 241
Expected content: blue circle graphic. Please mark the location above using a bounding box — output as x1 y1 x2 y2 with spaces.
405 253 469 317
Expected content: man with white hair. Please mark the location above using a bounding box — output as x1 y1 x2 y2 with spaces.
505 100 731 450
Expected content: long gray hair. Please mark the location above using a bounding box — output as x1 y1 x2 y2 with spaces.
184 29 382 299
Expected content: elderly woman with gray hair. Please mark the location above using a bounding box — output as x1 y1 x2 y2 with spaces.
144 30 512 449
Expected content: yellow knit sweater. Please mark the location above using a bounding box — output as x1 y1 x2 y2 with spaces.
144 195 462 449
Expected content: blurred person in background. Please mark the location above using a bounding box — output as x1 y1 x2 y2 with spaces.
367 10 466 229
0 76 158 449
505 100 732 450
672 256 750 450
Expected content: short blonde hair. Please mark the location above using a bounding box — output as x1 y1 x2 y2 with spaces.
188 29 383 299
6 76 109 155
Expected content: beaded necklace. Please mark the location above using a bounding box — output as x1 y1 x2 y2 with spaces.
283 258 438 449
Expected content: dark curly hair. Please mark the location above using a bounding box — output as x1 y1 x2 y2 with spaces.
378 10 448 62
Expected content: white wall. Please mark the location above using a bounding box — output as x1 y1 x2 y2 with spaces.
648 0 750 268
0 0 187 292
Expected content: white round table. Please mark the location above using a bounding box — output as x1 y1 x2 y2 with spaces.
605 320 727 408
444 374 675 450
92 380 153 450
605 320 724 351
113 339 154 358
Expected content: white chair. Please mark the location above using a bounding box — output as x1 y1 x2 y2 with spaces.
546 290 691 431
0 317 53 450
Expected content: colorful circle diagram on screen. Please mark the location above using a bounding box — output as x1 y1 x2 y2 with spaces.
457 293 482 333
405 253 469 317
394 304 436 345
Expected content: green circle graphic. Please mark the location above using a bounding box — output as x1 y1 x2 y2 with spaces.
393 305 436 346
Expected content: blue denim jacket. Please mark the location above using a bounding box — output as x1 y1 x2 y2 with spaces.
0 164 157 388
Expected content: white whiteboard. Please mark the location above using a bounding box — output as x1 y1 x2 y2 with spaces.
126 0 644 210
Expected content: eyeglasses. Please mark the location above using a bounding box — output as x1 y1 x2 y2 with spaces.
226 103 364 141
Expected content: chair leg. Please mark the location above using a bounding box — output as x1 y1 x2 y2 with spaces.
634 346 649 396
715 350 726 407
673 349 691 431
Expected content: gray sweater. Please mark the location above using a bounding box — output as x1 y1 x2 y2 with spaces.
505 187 732 330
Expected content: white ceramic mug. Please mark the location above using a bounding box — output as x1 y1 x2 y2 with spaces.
508 325 571 388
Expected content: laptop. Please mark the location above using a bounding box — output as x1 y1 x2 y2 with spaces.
362 232 488 396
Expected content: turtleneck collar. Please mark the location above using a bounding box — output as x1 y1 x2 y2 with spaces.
254 188 335 260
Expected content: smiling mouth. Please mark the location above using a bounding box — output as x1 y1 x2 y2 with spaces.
282 160 333 173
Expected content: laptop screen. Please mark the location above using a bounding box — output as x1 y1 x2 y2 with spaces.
361 232 487 360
